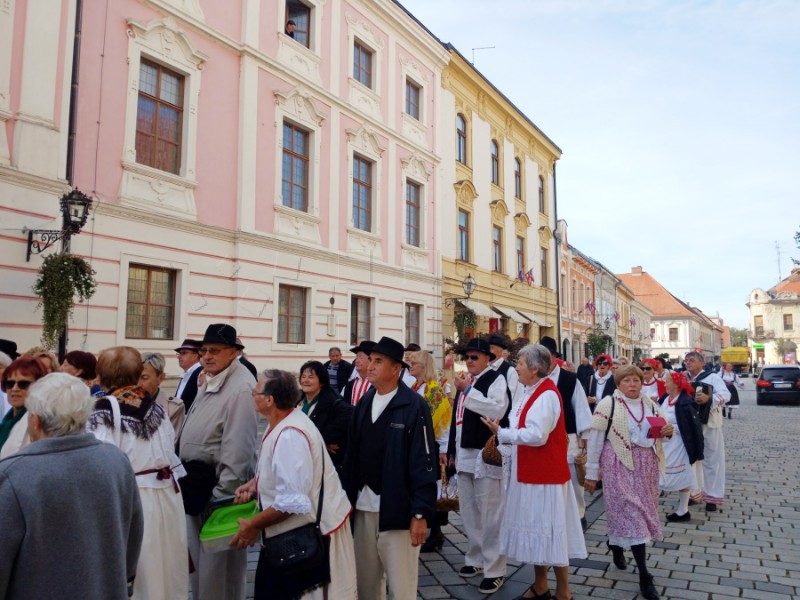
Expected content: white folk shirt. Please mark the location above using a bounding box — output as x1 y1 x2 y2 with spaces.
355 387 398 512
454 367 508 476
491 357 519 399
548 364 593 462
642 378 659 401
687 370 730 429
175 361 201 398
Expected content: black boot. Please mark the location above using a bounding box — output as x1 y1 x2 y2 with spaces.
639 573 659 600
606 541 627 569
420 528 444 552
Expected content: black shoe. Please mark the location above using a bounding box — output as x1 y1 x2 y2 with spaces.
478 576 505 594
666 511 691 522
639 573 660 600
688 498 699 506
511 584 550 600
581 517 588 531
705 503 718 512
458 565 483 578
420 530 444 552
728 411 732 419
607 541 627 569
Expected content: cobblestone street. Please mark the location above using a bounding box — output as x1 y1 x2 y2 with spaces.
245 379 800 599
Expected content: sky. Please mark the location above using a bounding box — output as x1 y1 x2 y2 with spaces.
400 0 800 329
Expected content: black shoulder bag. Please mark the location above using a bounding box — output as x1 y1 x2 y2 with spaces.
255 438 330 600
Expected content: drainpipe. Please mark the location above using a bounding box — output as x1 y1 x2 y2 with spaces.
553 162 562 348
65 0 83 186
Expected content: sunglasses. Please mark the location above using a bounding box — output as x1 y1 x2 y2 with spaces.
5 380 32 390
596 362 609 367
642 366 653 371
466 354 481 361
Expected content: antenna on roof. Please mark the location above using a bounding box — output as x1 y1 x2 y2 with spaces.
776 240 782 281
471 46 495 65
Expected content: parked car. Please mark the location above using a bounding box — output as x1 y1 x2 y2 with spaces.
756 365 800 405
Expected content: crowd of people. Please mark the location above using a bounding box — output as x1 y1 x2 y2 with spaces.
0 329 736 600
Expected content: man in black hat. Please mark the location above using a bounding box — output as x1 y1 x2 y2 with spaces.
0 340 20 360
448 337 509 594
539 335 593 530
174 339 202 411
342 340 375 406
488 333 518 400
343 336 437 600
178 324 258 600
400 343 421 387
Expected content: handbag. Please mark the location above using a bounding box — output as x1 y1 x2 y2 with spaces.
254 437 330 600
481 434 503 466
436 464 459 512
573 447 587 486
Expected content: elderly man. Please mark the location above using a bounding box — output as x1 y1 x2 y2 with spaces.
576 357 594 393
0 373 143 600
488 334 519 400
342 340 375 406
324 346 353 395
174 338 202 411
448 338 509 595
178 323 258 600
684 351 730 512
343 336 437 600
540 336 593 530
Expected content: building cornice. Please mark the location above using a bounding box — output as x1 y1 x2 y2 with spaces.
0 166 70 196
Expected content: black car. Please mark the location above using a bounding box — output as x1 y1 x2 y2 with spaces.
756 365 800 405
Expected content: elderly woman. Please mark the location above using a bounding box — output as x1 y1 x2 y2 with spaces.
60 350 104 397
0 358 47 459
639 358 663 401
482 344 586 600
409 350 453 552
232 369 356 600
22 346 59 373
658 371 704 522
719 363 743 419
138 352 185 432
584 364 674 600
298 360 353 472
88 346 187 600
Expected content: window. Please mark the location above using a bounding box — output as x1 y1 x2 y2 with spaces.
458 209 470 262
285 0 311 47
282 122 309 211
125 264 176 339
572 280 578 312
514 158 522 199
754 315 764 337
136 59 184 175
538 176 545 213
353 41 372 88
406 303 421 346
456 114 467 164
491 140 500 185
352 155 372 231
405 79 420 120
405 180 421 247
516 236 525 276
350 296 372 345
492 226 503 272
560 274 567 308
784 314 793 331
669 327 678 342
540 248 548 287
278 285 307 344
650 327 655 338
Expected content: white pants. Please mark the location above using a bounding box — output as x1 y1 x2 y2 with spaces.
353 510 420 600
458 472 507 578
186 514 248 600
695 425 726 504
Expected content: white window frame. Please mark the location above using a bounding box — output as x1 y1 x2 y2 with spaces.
270 277 314 352
346 12 383 120
277 0 324 85
276 283 310 346
345 124 384 257
349 292 375 346
405 302 423 347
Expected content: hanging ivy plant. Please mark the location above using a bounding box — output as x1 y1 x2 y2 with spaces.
33 253 97 350
453 308 477 340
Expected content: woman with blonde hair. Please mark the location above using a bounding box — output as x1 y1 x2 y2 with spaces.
139 352 185 432
584 364 673 600
408 350 452 552
22 347 59 374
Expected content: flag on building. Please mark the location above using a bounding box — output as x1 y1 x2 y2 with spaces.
524 268 534 286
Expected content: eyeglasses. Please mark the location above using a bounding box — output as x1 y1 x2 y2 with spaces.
596 362 609 367
642 366 653 371
5 380 32 390
466 354 481 361
199 346 233 356
176 350 198 357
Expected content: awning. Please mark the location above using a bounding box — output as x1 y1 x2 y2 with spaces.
491 306 528 324
515 309 550 327
457 299 497 318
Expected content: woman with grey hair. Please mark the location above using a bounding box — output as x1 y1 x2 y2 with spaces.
88 347 187 600
482 344 586 600
139 352 185 432
232 369 356 600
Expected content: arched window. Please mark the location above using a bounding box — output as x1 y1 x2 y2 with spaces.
514 158 522 199
491 140 499 184
456 114 467 164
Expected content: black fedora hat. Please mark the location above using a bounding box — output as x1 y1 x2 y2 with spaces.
0 339 19 359
539 335 560 357
350 340 376 354
487 334 508 350
174 338 202 353
370 336 409 368
201 324 244 350
464 338 496 361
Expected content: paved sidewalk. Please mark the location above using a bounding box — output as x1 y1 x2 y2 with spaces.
244 380 800 599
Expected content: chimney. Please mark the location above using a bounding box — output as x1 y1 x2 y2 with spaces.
632 266 643 275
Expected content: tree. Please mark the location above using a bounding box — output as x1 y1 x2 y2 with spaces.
587 325 611 358
729 327 749 347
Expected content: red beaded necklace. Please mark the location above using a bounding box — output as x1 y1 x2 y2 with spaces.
619 396 645 424
667 394 679 407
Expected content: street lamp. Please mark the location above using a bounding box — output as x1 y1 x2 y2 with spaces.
445 274 477 307
26 189 93 261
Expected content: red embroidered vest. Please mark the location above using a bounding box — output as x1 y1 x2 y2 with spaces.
517 378 570 485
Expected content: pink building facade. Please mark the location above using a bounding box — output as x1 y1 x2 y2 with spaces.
1 0 450 372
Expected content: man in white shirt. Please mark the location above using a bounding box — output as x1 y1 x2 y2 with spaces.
488 334 519 401
174 339 202 412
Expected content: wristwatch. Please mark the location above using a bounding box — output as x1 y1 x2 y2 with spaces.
413 513 424 520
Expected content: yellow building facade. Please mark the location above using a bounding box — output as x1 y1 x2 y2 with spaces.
438 47 561 345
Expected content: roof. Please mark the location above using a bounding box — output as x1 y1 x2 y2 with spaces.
768 268 800 296
617 270 698 319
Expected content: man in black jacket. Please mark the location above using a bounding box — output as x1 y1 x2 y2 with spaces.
174 339 202 412
343 336 437 600
323 347 353 395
